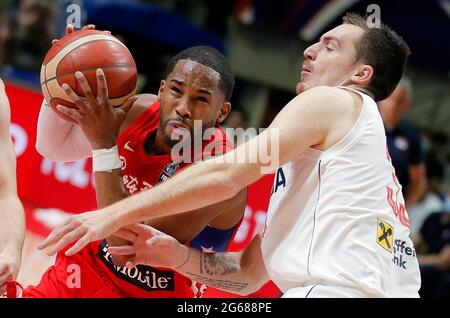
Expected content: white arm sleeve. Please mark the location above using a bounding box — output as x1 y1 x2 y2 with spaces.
35 100 92 162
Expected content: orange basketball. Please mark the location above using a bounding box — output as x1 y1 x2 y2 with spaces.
40 29 137 122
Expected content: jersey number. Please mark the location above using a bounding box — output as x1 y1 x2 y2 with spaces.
386 145 410 228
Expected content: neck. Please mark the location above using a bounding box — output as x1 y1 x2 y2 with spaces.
146 129 172 155
335 77 375 100
345 84 375 100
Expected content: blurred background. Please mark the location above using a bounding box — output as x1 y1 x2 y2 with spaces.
1 0 449 298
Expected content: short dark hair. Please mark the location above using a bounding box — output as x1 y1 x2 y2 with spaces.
165 46 235 102
343 13 411 101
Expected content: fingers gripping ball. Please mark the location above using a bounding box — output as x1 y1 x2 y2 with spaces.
40 29 137 122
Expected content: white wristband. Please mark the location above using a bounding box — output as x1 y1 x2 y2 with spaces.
92 145 122 172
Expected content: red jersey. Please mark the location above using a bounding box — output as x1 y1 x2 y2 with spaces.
24 101 240 298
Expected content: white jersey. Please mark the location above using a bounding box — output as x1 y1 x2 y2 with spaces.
261 88 421 298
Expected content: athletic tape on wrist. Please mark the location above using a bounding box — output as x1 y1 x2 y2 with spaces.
92 145 122 172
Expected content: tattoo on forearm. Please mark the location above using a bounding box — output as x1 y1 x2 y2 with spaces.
200 252 239 276
186 272 249 292
182 252 248 292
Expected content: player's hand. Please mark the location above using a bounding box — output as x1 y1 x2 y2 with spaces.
0 252 21 295
51 24 111 45
56 69 137 149
108 223 189 269
37 209 121 257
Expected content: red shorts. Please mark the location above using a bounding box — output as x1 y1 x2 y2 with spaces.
23 241 193 298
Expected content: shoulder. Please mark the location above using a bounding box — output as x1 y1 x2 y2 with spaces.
289 86 357 112
284 86 360 130
298 85 355 98
134 94 159 109
269 86 359 137
121 94 158 133
130 93 158 117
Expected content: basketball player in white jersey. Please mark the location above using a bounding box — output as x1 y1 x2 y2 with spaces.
0 78 25 296
39 13 421 297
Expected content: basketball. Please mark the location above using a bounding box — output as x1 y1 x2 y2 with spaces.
40 29 137 122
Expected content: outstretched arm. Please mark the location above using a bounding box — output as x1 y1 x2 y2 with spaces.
0 79 25 295
109 223 269 296
39 86 356 256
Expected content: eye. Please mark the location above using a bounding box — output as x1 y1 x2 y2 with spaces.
197 97 209 103
171 87 182 94
325 46 333 51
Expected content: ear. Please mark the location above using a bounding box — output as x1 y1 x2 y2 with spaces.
216 102 231 124
158 80 166 99
351 64 373 85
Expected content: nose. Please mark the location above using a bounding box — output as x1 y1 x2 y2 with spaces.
303 43 317 61
175 99 191 119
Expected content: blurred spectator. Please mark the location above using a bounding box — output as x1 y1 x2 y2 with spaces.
379 77 427 209
203 0 237 37
0 1 13 67
409 131 446 238
167 0 237 37
414 131 450 299
225 108 248 130
2 0 56 72
415 211 450 298
223 109 252 146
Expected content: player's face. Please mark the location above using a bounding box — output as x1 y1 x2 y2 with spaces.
296 24 365 94
158 59 229 147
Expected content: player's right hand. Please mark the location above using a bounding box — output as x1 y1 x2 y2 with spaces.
37 208 122 257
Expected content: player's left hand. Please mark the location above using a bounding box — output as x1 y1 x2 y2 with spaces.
56 68 137 149
0 252 21 295
37 209 121 257
108 223 188 269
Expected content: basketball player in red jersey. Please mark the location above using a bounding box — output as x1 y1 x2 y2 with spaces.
20 26 247 298
0 78 25 297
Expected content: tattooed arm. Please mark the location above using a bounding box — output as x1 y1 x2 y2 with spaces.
183 236 268 294
109 223 270 296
